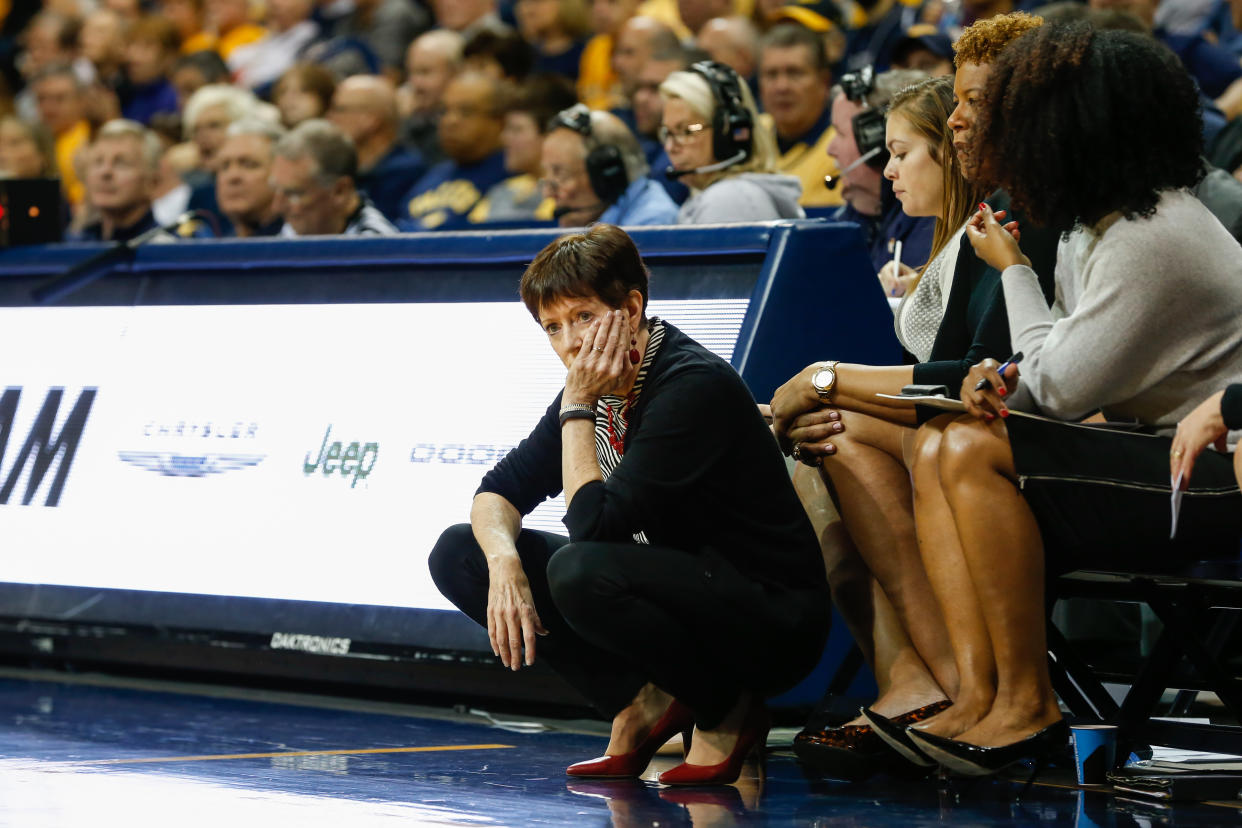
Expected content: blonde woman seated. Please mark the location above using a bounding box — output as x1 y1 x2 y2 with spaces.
659 61 805 224
769 75 1002 777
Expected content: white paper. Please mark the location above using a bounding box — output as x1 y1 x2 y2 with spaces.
1170 470 1184 539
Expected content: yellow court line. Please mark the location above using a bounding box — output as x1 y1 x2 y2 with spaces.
47 743 516 767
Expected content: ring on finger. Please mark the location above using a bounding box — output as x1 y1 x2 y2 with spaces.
1171 447 1184 458
792 442 803 462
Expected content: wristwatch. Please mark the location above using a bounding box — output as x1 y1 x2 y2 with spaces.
811 361 840 402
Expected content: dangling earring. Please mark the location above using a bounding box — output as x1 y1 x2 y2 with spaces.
629 332 640 365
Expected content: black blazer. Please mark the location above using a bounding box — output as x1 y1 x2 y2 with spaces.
911 189 1060 406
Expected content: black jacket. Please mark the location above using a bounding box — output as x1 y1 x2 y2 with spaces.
478 321 827 593
911 189 1060 401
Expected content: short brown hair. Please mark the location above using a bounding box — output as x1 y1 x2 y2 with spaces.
954 11 1043 67
274 63 337 113
520 224 650 321
759 22 831 73
130 16 180 53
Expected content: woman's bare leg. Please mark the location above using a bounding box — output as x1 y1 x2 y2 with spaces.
793 463 878 674
793 463 944 721
936 416 1062 746
819 410 958 701
907 416 998 737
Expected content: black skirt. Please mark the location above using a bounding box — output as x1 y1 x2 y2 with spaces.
1006 416 1242 575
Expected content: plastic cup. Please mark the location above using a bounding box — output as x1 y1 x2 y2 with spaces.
1071 724 1118 786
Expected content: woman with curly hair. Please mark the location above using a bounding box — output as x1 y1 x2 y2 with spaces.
770 13 1056 781
892 24 1242 777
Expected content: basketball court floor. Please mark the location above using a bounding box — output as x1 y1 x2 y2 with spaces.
0 668 1236 827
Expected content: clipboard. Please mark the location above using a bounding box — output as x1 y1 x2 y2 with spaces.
874 393 1046 421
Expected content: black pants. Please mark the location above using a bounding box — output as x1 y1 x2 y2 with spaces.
429 524 830 729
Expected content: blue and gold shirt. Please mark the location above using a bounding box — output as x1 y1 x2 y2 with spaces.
399 152 509 232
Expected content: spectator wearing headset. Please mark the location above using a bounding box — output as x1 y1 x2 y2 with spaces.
826 66 933 278
540 103 679 227
659 60 804 223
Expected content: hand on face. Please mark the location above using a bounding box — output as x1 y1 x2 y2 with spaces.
563 309 640 405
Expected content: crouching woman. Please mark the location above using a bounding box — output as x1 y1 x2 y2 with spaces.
429 223 830 785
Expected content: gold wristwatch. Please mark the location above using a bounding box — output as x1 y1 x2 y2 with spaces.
811 361 840 402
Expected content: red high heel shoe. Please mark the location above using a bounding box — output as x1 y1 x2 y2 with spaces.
567 699 695 778
658 702 770 786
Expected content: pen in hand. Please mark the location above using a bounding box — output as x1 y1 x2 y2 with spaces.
889 240 903 296
974 351 1024 391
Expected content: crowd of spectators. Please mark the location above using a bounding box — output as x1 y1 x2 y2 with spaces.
8 0 1234 243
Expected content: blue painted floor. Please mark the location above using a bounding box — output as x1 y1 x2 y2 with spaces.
0 669 1237 826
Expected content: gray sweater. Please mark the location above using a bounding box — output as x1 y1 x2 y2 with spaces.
677 173 805 224
1003 188 1242 430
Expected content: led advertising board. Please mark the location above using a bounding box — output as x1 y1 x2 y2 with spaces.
0 300 747 612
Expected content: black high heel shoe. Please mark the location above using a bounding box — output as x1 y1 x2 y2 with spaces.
906 720 1070 778
860 704 948 768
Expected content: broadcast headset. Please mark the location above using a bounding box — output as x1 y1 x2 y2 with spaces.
666 60 754 178
825 65 889 189
548 103 630 204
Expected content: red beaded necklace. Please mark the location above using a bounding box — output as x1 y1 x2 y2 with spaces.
604 394 636 455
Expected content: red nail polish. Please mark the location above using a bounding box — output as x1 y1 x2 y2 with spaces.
979 202 988 211
997 386 1007 396
1000 409 1010 418
985 413 995 421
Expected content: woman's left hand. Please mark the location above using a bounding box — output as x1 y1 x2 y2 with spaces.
965 203 1030 272
770 363 830 455
960 358 1020 421
787 409 844 466
1171 390 1228 488
563 309 639 406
